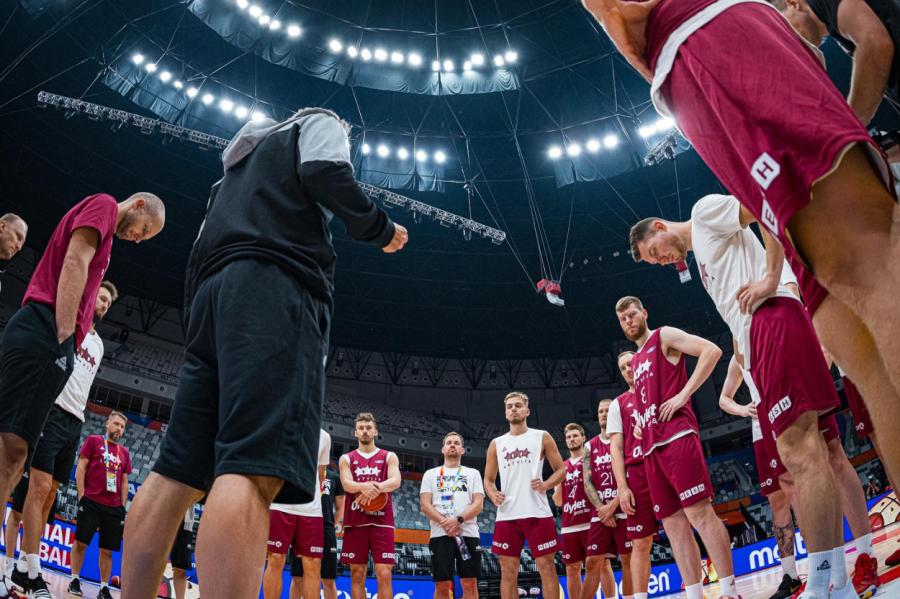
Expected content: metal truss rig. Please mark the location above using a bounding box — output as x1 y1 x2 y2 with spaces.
37 91 507 245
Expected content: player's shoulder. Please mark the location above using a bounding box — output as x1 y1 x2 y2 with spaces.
690 193 735 218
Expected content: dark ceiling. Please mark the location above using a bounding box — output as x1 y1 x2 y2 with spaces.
1 0 895 359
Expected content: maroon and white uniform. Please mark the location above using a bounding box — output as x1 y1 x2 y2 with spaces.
491 428 559 558
585 435 631 557
631 331 713 519
645 0 893 317
606 391 658 539
744 371 786 497
340 448 396 565
840 369 873 439
559 455 593 563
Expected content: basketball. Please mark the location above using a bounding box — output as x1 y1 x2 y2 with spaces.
359 492 388 512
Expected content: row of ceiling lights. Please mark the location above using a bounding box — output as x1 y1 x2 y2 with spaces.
360 143 447 164
547 118 676 159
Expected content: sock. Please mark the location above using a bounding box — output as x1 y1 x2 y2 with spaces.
719 574 737 598
101 582 109 589
831 545 849 590
806 550 832 597
25 553 40 579
781 555 798 579
2 556 10 577
685 583 704 599
14 554 26 574
855 532 875 557
623 596 633 599
635 594 648 599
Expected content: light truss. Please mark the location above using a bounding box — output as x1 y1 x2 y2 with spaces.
36 91 507 244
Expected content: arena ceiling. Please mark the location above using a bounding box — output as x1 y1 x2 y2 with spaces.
0 0 891 359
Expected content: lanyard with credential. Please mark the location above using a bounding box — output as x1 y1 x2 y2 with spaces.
102 437 119 494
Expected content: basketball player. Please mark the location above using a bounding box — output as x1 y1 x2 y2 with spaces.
122 108 405 599
579 0 900 496
339 413 401 599
484 392 566 599
0 213 27 262
606 351 658 599
628 194 865 597
614 296 738 599
582 405 634 599
552 424 596 599
262 429 331 599
0 193 162 599
420 432 484 599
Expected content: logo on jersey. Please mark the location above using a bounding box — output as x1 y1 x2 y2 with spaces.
678 484 707 502
354 466 382 478
502 447 532 465
770 459 778 469
593 453 612 467
565 468 582 482
751 152 781 190
536 540 557 551
633 359 652 378
563 499 588 514
492 541 510 550
767 396 792 424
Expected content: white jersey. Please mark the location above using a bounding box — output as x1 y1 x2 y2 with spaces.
54 330 104 421
493 428 552 521
691 194 800 368
271 429 331 517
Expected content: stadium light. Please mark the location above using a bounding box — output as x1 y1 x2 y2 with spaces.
159 71 172 83
432 60 441 72
548 145 562 159
471 53 485 67
434 150 446 164
202 93 215 105
186 87 199 98
361 143 371 155
603 134 619 149
397 147 409 160
219 98 235 113
376 144 390 157
347 46 359 59
131 53 145 65
390 51 404 64
145 63 158 73
408 53 423 67
586 138 600 153
504 50 518 63
328 39 343 53
443 59 454 72
416 149 428 162
287 24 301 38
360 48 372 61
374 48 388 62
566 143 582 157
493 55 505 67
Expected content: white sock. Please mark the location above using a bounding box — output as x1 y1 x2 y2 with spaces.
25 553 40 579
781 555 798 579
806 550 832 597
100 582 109 589
831 545 849 590
634 594 648 599
14 554 26 574
2 556 10 577
719 574 737 598
855 532 874 557
685 582 704 599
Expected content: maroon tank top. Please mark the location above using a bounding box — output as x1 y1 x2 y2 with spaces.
561 456 594 531
615 391 645 466
344 448 395 528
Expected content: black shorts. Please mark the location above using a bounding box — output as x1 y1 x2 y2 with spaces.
152 260 330 498
0 303 75 450
290 525 338 580
10 475 58 525
169 527 194 571
75 497 126 551
31 406 82 483
429 536 482 582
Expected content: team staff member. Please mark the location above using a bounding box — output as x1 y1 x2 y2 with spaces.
69 411 132 599
420 432 484 599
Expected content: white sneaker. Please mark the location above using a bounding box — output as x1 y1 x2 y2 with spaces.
0 576 8 599
828 582 858 599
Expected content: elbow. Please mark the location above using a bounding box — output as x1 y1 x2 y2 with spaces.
709 346 724 362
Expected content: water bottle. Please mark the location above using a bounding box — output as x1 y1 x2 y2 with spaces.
455 535 472 561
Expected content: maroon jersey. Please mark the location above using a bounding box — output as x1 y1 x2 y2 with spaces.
561 456 593 532
343 448 395 528
645 0 719 69
587 435 619 507
631 328 699 455
615 390 644 466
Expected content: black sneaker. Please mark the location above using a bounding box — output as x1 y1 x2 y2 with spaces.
67 577 83 597
8 568 27 593
768 573 802 599
97 586 114 599
28 573 53 599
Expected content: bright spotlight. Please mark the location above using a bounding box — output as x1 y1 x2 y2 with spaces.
145 63 158 73
251 110 267 122
586 138 600 153
443 59 454 72
471 53 485 66
219 98 235 113
236 0 248 8
287 24 302 38
248 4 262 17
434 150 446 164
408 52 423 67
360 48 372 61
173 80 183 89
390 51 404 64
201 93 215 105
504 50 518 63
361 143 371 155
416 149 428 162
258 14 271 26
463 61 472 72
493 55 505 67
269 19 281 30
159 70 172 83
603 134 619 148
566 143 582 157
374 48 388 62
234 106 249 119
376 144 390 157
638 125 656 138
328 39 343 53
131 53 145 65
655 117 675 130
431 60 441 72
186 86 199 98
547 145 563 159
347 46 359 58
397 147 409 160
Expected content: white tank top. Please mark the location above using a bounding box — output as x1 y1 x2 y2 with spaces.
494 428 552 521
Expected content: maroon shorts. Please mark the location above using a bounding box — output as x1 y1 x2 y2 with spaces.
267 511 324 558
819 413 840 444
624 462 658 539
587 518 632 558
750 297 841 437
492 517 559 558
662 2 891 317
561 528 590 564
842 376 872 438
753 437 785 497
340 526 396 565
643 434 713 519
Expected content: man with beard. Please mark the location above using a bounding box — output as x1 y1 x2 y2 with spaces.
552 423 596 599
420 432 484 599
484 392 565 599
581 407 634 599
339 413 401 599
69 411 132 599
606 351 659 599
4 281 117 598
614 296 737 599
